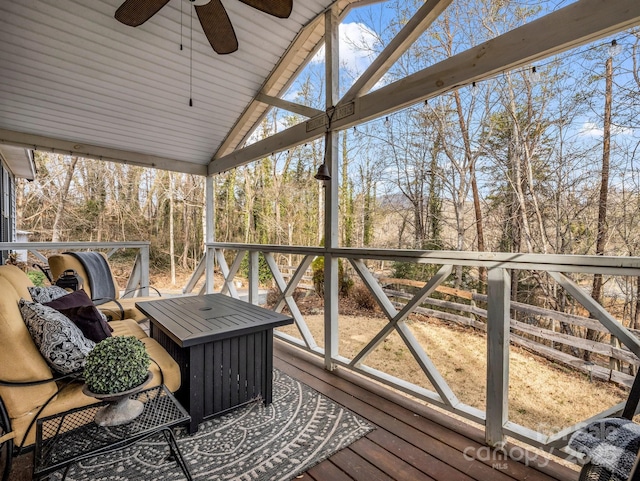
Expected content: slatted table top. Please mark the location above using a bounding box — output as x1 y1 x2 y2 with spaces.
136 294 293 347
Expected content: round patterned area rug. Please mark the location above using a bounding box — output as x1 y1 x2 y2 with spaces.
52 369 373 480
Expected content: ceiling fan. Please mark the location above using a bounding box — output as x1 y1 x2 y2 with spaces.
115 0 293 54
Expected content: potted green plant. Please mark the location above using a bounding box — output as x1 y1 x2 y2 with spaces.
83 336 152 426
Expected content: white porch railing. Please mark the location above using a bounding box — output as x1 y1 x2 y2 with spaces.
200 242 640 459
0 241 151 297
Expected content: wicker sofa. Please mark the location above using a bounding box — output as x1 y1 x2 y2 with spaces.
0 264 181 455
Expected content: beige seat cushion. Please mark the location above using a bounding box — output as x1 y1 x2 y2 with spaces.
99 297 157 322
0 276 58 418
109 318 148 339
0 264 182 449
142 338 181 393
0 264 35 300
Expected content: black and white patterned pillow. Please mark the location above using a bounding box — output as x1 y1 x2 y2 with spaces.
19 299 95 374
28 285 69 303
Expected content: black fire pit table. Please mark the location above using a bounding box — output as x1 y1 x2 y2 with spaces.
136 294 293 434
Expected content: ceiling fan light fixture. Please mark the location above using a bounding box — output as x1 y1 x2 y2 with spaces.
115 0 293 54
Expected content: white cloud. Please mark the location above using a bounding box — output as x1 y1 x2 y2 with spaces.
579 122 602 137
580 121 634 137
311 22 379 74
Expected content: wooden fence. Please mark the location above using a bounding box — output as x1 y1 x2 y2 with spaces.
380 277 637 387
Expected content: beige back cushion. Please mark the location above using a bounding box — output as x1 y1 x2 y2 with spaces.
48 253 121 300
0 264 35 299
0 276 58 418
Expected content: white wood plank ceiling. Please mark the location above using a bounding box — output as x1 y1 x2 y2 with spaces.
1 0 639 178
0 0 345 175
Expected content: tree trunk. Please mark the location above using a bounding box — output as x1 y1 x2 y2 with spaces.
453 90 486 286
169 173 176 286
51 156 78 242
586 56 613 360
592 56 613 303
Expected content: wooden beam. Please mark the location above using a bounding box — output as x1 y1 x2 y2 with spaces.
212 14 325 160
342 0 454 101
209 0 640 174
212 0 380 161
255 93 323 118
209 121 314 174
0 128 207 175
350 0 640 125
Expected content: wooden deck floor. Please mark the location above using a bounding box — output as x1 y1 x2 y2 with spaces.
274 341 580 481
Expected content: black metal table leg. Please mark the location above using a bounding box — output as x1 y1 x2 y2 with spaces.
161 429 192 481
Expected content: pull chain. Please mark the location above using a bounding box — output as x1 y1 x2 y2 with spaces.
189 3 193 107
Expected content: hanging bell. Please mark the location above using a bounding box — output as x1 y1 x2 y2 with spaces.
314 163 331 181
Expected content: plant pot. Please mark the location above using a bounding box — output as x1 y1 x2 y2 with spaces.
83 372 153 427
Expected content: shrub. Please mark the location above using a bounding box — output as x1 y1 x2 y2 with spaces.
311 257 353 299
350 283 377 311
239 252 273 284
392 261 440 282
84 336 150 394
27 270 47 287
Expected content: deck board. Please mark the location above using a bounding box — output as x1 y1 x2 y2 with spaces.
274 340 580 481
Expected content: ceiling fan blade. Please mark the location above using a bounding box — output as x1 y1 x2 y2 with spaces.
195 0 238 55
238 0 292 18
115 0 171 27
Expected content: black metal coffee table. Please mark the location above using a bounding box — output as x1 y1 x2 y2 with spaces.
136 294 293 433
33 385 192 481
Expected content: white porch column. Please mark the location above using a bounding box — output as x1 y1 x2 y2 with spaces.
205 175 215 294
248 250 259 304
486 267 510 446
323 6 340 371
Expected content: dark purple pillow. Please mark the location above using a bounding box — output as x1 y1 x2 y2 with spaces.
55 305 113 343
44 289 113 343
44 289 96 310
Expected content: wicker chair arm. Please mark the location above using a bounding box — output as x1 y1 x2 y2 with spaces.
122 286 162 298
0 371 82 387
92 297 125 320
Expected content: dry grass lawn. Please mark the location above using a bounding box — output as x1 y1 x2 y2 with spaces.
278 312 627 436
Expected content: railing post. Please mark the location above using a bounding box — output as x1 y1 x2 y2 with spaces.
248 251 259 305
322 5 340 371
205 246 215 294
205 175 215 294
139 244 150 297
486 267 510 447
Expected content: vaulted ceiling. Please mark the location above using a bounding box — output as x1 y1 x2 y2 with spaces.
1 0 640 179
0 0 354 175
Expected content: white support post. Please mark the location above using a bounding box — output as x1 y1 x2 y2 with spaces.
125 253 142 296
323 5 340 371
139 244 150 297
248 251 259 305
486 267 510 447
205 175 215 294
